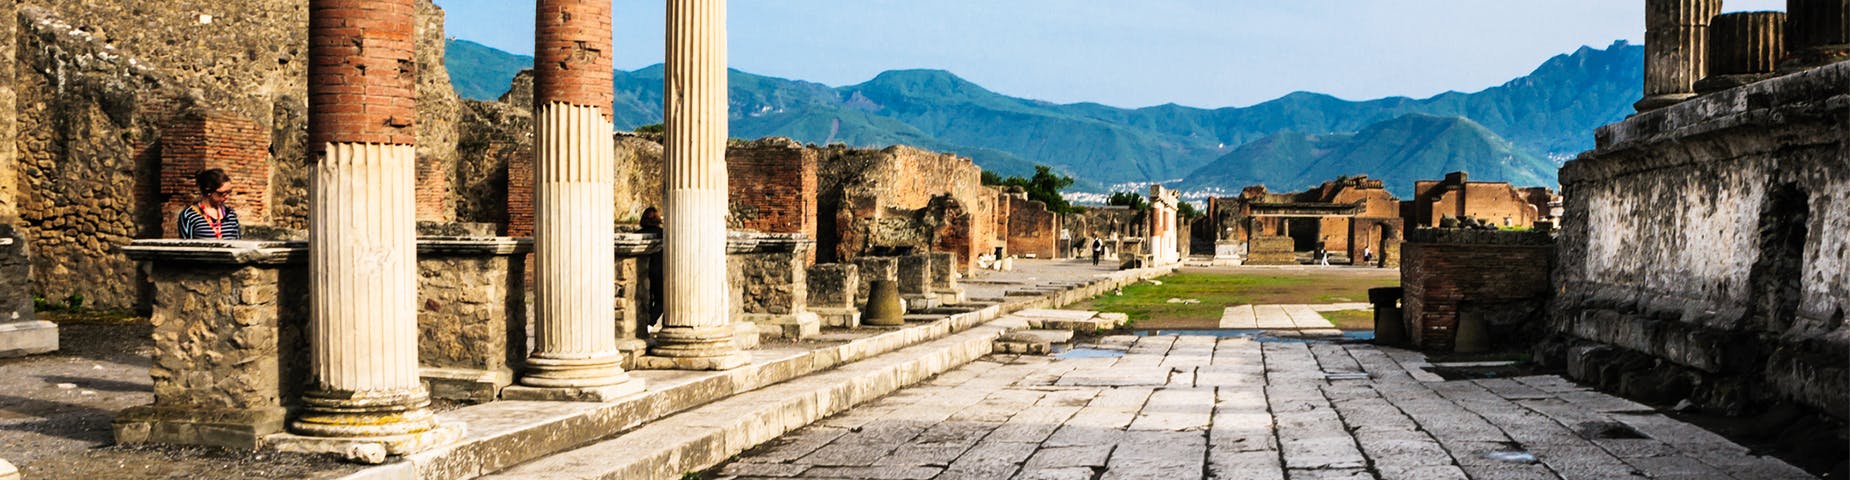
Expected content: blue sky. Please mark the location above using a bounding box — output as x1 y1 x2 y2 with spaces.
433 0 1785 108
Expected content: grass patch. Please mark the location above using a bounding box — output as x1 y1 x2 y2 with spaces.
1321 309 1375 330
1079 270 1399 329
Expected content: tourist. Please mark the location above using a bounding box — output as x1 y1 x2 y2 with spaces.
1316 246 1329 266
640 207 665 327
177 168 241 240
1363 246 1373 264
1090 236 1104 266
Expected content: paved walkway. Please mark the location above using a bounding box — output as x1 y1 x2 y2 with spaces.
712 335 1811 480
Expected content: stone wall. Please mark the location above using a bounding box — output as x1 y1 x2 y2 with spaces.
1407 172 1544 229
415 235 527 403
1401 229 1553 351
817 145 1001 273
10 0 461 309
1005 192 1059 259
158 109 272 237
727 138 818 235
1549 61 1849 418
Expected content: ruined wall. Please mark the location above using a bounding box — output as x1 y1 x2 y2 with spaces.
157 110 271 237
1401 229 1553 351
1005 193 1059 259
13 0 461 309
817 145 999 272
1551 61 1849 418
727 138 818 238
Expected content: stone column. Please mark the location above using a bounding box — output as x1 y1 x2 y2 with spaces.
1635 0 1723 112
1698 12 1786 93
1782 0 1850 71
502 0 646 401
283 0 456 458
646 0 750 371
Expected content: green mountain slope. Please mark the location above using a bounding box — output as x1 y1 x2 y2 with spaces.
1181 114 1556 197
443 39 1640 191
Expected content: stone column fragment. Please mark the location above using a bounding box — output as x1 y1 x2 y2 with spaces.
503 0 645 402
282 0 457 458
646 0 751 370
1636 0 1724 111
1698 12 1787 93
1782 0 1850 70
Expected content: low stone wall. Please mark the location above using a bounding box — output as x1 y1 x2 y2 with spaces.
807 263 860 328
415 236 530 403
1548 61 1849 417
1400 229 1553 351
1246 235 1296 265
895 254 937 310
853 257 898 308
928 252 964 304
729 233 818 340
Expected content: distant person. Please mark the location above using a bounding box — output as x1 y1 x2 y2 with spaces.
177 168 241 240
640 207 665 327
1090 237 1104 266
1316 247 1330 267
1362 246 1373 264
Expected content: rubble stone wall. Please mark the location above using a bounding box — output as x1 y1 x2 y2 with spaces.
1551 61 1849 417
817 145 1000 273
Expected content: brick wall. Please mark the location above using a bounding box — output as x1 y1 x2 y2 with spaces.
158 110 272 238
1006 194 1059 259
1401 234 1552 351
728 139 819 264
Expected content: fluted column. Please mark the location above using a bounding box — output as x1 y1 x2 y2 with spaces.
502 0 645 401
288 0 455 453
645 0 750 371
1636 0 1723 112
1781 0 1850 71
1698 12 1787 93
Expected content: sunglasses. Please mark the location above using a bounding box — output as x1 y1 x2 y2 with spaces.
208 188 234 198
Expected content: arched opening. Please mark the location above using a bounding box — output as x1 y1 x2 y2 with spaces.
1747 183 1809 333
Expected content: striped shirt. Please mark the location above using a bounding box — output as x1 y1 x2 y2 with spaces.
177 204 241 240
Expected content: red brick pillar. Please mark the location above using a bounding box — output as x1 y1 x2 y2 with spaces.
503 0 645 401
290 0 452 449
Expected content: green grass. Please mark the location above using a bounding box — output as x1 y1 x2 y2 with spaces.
1321 309 1376 330
1077 271 1399 329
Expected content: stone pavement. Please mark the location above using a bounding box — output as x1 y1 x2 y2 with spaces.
712 335 1811 480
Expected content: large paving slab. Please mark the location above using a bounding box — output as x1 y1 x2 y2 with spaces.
1221 304 1342 331
708 336 1813 480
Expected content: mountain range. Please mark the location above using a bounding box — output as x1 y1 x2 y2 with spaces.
444 40 1644 197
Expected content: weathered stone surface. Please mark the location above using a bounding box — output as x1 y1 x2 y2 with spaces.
415 235 529 403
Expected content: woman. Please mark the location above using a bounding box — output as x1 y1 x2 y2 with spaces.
177 168 242 240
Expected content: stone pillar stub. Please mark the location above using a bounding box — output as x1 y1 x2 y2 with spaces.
1699 12 1787 93
808 263 861 328
1636 0 1724 112
927 252 965 305
275 0 459 460
895 254 939 310
505 0 645 402
853 256 898 309
645 0 750 371
1782 0 1850 70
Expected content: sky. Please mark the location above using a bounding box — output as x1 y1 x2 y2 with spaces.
432 0 1786 109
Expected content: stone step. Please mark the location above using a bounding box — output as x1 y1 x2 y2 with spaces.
993 328 1077 355
480 316 1031 480
337 264 1180 480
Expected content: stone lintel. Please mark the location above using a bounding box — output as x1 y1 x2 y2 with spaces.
613 232 816 256
416 236 532 256
265 423 465 464
614 232 662 256
122 240 308 265
113 404 287 450
0 320 56 357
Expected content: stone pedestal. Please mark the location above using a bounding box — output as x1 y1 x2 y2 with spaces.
895 254 940 310
1782 0 1850 71
1698 12 1786 93
1636 0 1723 111
807 263 861 328
116 240 308 450
730 233 820 340
415 234 530 403
613 232 661 362
853 256 899 310
0 232 50 358
927 252 965 305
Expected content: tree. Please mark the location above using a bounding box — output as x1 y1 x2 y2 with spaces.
990 165 1078 214
1105 190 1148 211
1176 201 1201 220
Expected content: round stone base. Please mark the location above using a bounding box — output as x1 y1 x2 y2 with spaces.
1778 45 1850 74
634 350 752 371
517 353 633 389
288 388 438 439
267 422 465 464
1633 93 1697 113
1694 73 1777 94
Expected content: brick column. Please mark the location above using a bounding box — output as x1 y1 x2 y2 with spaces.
284 0 456 456
1635 0 1723 112
1697 12 1786 93
1782 0 1850 71
502 0 645 401
645 0 750 371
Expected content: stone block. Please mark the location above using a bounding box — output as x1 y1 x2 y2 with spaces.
113 404 287 450
414 235 529 403
0 320 57 358
854 257 900 307
0 458 15 480
895 254 932 295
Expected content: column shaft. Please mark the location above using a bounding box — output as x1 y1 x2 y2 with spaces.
649 0 749 370
1698 12 1786 93
1636 0 1723 112
508 0 643 399
1782 0 1850 70
294 0 434 439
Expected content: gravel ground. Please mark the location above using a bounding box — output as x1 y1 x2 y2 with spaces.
0 317 361 479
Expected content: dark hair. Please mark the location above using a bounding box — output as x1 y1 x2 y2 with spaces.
196 168 231 194
641 207 663 228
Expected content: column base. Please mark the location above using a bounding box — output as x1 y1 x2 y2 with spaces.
811 307 861 328
420 367 514 404
641 324 751 370
742 312 820 340
267 422 464 464
0 320 58 358
1694 73 1778 94
1779 45 1850 74
288 389 440 439
113 405 285 450
1633 93 1697 112
508 353 646 401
